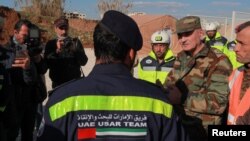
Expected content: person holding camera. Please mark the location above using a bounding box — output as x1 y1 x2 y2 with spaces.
0 15 9 141
1 19 46 141
0 15 6 110
44 16 88 89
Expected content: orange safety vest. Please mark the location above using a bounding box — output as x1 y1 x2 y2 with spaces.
227 69 250 125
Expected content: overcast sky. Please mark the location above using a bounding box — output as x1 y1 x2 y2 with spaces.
1 0 250 19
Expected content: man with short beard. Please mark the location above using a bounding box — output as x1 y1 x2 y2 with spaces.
138 30 175 85
227 21 250 125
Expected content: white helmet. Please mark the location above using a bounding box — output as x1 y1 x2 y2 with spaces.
205 22 217 31
151 30 170 44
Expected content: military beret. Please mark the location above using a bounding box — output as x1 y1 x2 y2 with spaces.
176 16 201 34
100 10 143 51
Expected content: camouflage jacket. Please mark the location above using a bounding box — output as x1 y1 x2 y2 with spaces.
165 45 232 129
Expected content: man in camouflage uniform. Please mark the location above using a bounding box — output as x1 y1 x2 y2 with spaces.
164 16 232 141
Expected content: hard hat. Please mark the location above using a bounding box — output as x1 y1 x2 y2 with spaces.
205 22 217 31
151 30 170 44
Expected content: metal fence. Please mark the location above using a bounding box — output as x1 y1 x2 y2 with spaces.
230 11 250 40
185 11 250 41
192 14 230 39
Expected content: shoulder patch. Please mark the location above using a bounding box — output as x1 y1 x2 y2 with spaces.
146 59 152 64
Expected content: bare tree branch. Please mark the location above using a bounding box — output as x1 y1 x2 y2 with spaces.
12 0 66 17
97 0 133 18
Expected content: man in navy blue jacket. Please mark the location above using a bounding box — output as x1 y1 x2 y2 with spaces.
38 10 189 141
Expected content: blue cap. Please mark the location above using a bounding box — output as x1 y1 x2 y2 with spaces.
100 10 143 51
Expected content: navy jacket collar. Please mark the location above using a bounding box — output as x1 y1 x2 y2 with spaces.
89 63 133 77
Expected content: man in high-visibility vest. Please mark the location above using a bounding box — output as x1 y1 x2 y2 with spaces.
138 30 175 85
228 21 250 125
165 16 232 141
205 22 228 54
204 22 240 70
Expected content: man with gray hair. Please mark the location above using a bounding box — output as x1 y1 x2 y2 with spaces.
164 16 232 141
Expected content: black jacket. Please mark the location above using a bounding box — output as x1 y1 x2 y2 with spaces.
0 37 46 110
44 37 88 84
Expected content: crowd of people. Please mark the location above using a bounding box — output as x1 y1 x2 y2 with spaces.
0 9 250 141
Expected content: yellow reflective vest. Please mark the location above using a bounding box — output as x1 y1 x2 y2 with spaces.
205 32 228 54
205 32 242 69
226 40 243 69
138 50 175 85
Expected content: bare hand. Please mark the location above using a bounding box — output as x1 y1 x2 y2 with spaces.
166 84 182 105
12 57 30 70
56 39 63 53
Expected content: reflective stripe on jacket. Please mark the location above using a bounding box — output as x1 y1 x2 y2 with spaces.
37 64 189 141
228 69 250 124
138 50 175 84
226 40 243 69
205 32 228 54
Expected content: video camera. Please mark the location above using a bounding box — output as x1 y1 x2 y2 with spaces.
61 37 72 49
58 37 78 52
24 24 43 57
